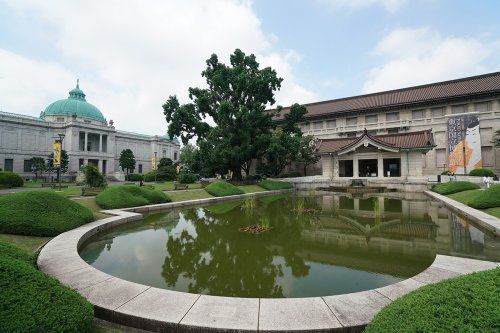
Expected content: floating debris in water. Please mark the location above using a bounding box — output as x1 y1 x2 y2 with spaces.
239 224 272 234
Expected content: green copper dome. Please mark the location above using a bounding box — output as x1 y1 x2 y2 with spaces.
161 133 180 143
42 81 106 123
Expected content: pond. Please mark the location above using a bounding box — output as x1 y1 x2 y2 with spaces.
79 192 499 298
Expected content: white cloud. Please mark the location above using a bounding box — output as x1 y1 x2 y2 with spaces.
1 0 316 134
363 27 498 93
318 0 407 13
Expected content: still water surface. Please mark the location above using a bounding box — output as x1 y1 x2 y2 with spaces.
79 192 499 298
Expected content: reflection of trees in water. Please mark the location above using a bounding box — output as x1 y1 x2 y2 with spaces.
160 197 312 297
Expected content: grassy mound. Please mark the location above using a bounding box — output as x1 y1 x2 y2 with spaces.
259 179 294 190
431 181 480 195
469 168 495 177
0 243 94 333
0 191 94 237
364 268 500 333
0 171 23 187
96 185 171 209
468 184 500 209
205 181 245 197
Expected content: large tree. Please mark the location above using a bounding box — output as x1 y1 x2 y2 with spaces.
28 157 46 181
119 149 136 175
297 136 320 176
163 49 306 180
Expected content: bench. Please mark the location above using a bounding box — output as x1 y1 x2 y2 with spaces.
174 183 188 190
81 186 105 196
0 184 12 189
52 184 69 189
41 183 53 188
124 182 136 185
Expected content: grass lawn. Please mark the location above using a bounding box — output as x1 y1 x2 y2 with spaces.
0 234 50 252
446 189 500 219
74 197 110 220
167 189 214 202
240 184 266 193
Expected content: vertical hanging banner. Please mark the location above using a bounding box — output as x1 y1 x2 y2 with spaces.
151 155 157 170
447 115 482 174
53 140 62 166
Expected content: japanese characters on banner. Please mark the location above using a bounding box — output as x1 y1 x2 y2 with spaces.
447 115 482 174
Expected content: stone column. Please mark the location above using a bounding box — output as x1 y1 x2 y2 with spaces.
84 132 88 152
99 134 103 153
354 198 360 211
353 155 359 178
378 196 385 214
377 153 384 178
321 155 333 179
333 155 339 178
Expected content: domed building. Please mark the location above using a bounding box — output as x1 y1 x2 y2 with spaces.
0 81 180 180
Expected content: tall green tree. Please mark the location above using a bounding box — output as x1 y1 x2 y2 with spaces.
28 157 46 181
297 136 320 176
493 130 500 147
163 49 306 180
179 144 202 173
119 149 136 175
47 150 69 173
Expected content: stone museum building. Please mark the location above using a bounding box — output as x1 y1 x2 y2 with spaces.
279 71 500 179
0 82 180 180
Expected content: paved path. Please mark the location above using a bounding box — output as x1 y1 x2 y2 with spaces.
38 189 499 333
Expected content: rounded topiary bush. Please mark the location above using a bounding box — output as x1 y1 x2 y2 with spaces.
0 246 94 333
259 179 294 190
0 171 24 187
431 181 480 195
126 173 144 181
469 168 495 177
205 181 245 197
0 240 35 265
364 268 500 333
0 191 94 236
96 185 171 209
468 184 500 209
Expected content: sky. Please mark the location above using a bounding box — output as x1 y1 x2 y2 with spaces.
0 0 499 135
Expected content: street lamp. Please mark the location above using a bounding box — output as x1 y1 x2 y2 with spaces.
154 151 158 183
53 133 65 189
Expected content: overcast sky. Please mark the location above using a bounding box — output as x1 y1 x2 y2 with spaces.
0 0 499 135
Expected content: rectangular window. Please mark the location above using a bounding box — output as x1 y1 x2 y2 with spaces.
23 160 31 172
412 109 424 119
346 117 357 126
138 164 143 174
84 120 91 124
482 146 493 167
435 148 446 168
174 152 178 160
78 159 84 168
475 102 492 112
431 107 444 118
346 132 356 138
326 119 336 128
386 112 399 121
452 104 467 114
162 149 166 157
313 121 323 130
365 115 378 124
4 159 13 172
387 128 399 134
56 117 65 122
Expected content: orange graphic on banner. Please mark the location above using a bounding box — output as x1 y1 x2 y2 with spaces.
448 141 482 173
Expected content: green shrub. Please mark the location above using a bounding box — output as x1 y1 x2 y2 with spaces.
0 171 24 187
96 185 171 209
205 181 245 197
144 165 177 182
81 164 106 187
441 170 451 175
0 240 35 265
468 184 500 209
0 191 94 237
258 179 294 190
365 268 500 333
279 171 302 178
126 173 144 181
431 181 480 195
0 248 94 332
177 171 199 184
468 168 495 177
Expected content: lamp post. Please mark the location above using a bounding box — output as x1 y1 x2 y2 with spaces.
154 151 158 183
53 133 65 189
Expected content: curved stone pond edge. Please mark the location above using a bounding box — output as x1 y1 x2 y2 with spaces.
38 189 500 333
424 190 500 236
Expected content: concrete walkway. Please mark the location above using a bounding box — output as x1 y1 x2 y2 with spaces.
38 190 499 333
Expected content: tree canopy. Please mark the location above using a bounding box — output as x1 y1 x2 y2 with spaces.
163 49 306 179
28 157 46 181
119 149 136 175
47 150 69 174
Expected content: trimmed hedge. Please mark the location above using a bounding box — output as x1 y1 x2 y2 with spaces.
205 181 244 197
431 181 480 195
177 171 199 184
96 185 171 209
0 171 23 187
126 173 144 181
468 184 500 209
0 191 94 237
0 240 35 265
259 179 294 190
469 168 495 177
0 244 94 333
364 268 500 333
279 171 302 178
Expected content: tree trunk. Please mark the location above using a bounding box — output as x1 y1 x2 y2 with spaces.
304 164 307 176
242 161 252 177
231 166 243 180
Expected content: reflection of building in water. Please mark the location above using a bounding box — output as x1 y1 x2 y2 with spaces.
303 193 500 263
